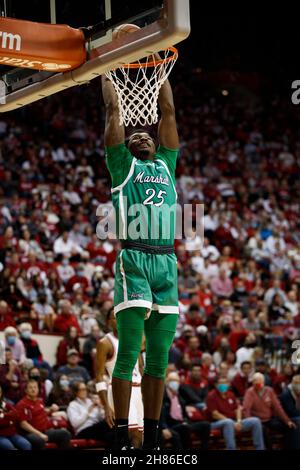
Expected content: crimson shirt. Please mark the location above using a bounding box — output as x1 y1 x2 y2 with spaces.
53 313 81 335
0 402 19 436
15 396 52 431
206 389 240 421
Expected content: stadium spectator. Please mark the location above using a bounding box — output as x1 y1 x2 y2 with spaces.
82 324 102 375
0 348 23 404
222 351 239 381
66 264 89 293
183 335 202 364
206 376 264 450
27 367 53 402
53 300 81 335
201 353 218 385
231 361 253 398
0 385 31 450
0 300 15 330
210 268 233 298
18 323 51 373
47 374 73 411
280 375 300 424
30 294 56 331
57 349 90 385
235 334 257 368
67 381 112 442
180 364 208 409
56 326 81 367
185 303 204 328
56 256 76 284
160 372 211 450
53 231 83 259
4 327 26 364
16 379 71 449
79 305 98 337
243 373 299 449
273 363 295 394
254 359 273 387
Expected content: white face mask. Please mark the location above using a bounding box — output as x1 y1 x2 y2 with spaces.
168 381 180 393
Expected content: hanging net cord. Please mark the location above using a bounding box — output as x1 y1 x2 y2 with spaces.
105 47 178 127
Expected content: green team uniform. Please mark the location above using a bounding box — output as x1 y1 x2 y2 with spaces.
106 143 179 317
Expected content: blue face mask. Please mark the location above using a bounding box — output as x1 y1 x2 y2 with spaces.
6 335 16 346
217 383 230 393
60 379 70 389
168 381 180 393
21 331 31 340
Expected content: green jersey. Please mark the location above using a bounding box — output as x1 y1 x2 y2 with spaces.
106 143 178 246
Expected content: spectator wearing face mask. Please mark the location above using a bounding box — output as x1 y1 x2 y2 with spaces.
0 385 32 450
243 373 299 449
66 264 89 293
47 374 73 411
79 305 99 337
206 376 265 450
4 327 26 365
57 349 90 385
160 372 211 450
16 379 71 449
31 294 56 331
57 256 75 284
18 323 52 375
26 367 53 402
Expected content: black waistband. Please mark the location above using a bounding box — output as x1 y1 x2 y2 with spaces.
121 240 175 254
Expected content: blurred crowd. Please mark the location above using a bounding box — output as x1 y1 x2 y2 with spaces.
0 70 300 449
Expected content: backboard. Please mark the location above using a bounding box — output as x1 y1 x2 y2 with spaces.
0 0 190 112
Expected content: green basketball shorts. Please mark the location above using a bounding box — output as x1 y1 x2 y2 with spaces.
114 248 179 317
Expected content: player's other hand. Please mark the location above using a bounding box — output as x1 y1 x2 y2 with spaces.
105 406 115 428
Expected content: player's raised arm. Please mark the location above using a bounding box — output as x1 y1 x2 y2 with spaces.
101 75 125 147
158 78 179 149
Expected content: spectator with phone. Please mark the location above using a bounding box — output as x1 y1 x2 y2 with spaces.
67 381 112 442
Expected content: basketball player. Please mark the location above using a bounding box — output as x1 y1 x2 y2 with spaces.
96 308 143 449
101 48 179 449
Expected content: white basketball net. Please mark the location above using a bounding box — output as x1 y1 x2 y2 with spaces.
105 47 178 127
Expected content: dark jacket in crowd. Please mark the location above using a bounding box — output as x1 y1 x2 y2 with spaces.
280 386 300 418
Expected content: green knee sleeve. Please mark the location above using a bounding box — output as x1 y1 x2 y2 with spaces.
144 311 178 379
112 307 145 381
